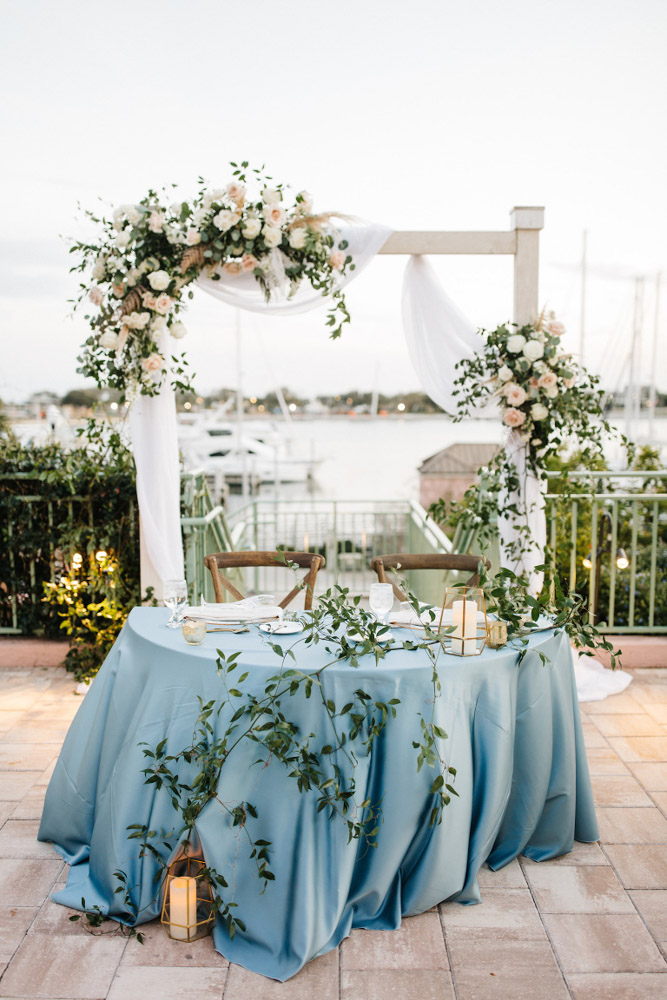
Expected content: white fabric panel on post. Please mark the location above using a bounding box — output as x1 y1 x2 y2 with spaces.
401 254 546 595
129 332 185 601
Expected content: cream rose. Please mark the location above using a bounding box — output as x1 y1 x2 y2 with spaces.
262 187 280 205
523 339 544 363
263 226 282 248
154 294 172 315
531 403 549 420
506 334 526 353
147 270 171 291
115 230 131 249
125 206 141 226
148 211 164 233
263 205 286 227
226 182 245 205
497 364 513 382
503 407 526 428
242 217 262 239
545 384 559 399
92 257 107 281
170 321 187 339
141 353 164 379
89 287 104 306
329 250 346 270
125 311 151 330
241 254 258 272
192 207 209 226
563 377 575 389
223 261 242 275
112 283 125 298
142 292 157 310
504 383 527 406
213 209 241 232
151 315 167 335
538 371 557 389
288 228 307 250
546 319 566 337
99 332 118 350
185 228 201 246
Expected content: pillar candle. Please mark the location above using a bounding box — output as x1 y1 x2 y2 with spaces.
451 599 477 654
170 876 196 941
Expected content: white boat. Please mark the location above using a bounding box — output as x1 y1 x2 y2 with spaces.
177 413 318 486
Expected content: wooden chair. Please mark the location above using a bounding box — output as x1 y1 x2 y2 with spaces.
203 551 325 610
369 553 488 602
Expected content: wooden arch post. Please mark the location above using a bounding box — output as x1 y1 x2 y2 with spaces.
377 205 545 326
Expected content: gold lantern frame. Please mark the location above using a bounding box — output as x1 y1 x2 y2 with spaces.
160 856 216 942
438 585 488 657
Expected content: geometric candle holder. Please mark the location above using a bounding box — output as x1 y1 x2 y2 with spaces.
438 586 488 656
160 856 215 942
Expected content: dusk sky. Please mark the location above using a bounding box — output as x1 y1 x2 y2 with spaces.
1 0 665 401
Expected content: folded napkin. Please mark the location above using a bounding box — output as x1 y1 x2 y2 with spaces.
389 608 485 627
183 597 283 624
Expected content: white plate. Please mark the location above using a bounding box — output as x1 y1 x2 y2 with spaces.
259 621 305 635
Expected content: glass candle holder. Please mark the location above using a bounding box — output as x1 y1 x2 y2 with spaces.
161 855 215 942
181 619 206 645
486 620 508 649
439 586 488 656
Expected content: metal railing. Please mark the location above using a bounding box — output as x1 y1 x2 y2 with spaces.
222 498 451 600
181 470 240 603
545 471 667 633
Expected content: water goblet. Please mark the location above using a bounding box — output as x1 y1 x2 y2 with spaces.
369 583 394 627
164 579 188 628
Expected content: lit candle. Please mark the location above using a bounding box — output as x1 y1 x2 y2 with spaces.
170 876 196 941
451 599 477 655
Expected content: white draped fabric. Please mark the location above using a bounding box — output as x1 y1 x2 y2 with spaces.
401 255 546 595
130 222 392 597
574 653 632 702
197 221 393 314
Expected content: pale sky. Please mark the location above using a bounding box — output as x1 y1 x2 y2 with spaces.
1 0 666 402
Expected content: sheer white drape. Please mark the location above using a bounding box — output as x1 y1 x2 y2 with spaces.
130 222 392 597
401 255 546 595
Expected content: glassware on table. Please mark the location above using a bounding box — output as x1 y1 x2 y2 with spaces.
369 583 394 626
181 619 207 645
164 579 188 629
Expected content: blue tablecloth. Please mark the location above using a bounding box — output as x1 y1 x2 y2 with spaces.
39 608 598 980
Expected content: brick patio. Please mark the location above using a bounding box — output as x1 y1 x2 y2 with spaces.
0 659 666 999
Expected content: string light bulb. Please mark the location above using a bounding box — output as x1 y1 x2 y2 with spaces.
615 548 629 570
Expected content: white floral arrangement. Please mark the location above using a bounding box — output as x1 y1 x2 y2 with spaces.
72 163 354 400
449 312 609 466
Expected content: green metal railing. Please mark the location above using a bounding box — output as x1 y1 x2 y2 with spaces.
545 471 667 633
180 470 240 603
222 497 451 600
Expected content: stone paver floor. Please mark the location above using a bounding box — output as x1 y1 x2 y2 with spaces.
0 664 666 999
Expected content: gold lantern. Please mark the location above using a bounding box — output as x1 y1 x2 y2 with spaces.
160 855 215 942
438 586 488 656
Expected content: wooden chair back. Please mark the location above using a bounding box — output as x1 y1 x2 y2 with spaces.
203 551 325 610
369 553 488 602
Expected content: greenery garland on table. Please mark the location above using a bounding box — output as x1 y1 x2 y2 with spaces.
71 163 355 402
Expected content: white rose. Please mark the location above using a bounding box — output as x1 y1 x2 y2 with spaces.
154 293 172 315
523 339 544 363
498 364 513 382
99 332 118 350
147 270 171 291
210 188 227 203
192 208 209 226
151 315 168 335
170 321 187 339
185 228 201 246
165 225 182 245
296 190 313 213
213 209 241 232
288 228 307 250
242 217 262 239
263 226 282 248
545 384 559 398
115 230 131 248
262 187 281 205
92 257 107 280
170 202 182 214
122 205 141 226
531 403 548 420
125 311 151 330
89 286 104 306
506 334 526 353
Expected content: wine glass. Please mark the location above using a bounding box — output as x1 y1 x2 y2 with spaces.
369 583 394 627
164 578 188 628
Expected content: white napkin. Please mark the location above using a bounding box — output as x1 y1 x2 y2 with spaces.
389 608 486 627
183 596 283 624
